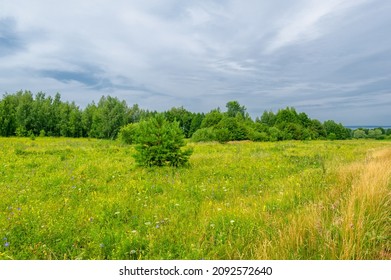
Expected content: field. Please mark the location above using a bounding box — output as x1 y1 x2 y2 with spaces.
0 137 390 260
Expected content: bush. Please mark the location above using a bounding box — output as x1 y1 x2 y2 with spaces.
215 128 230 143
15 126 27 137
250 131 269 142
191 127 217 142
133 114 192 167
268 127 283 141
118 123 139 144
327 133 337 140
216 116 249 141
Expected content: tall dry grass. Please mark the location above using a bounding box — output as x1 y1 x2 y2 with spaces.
256 147 391 259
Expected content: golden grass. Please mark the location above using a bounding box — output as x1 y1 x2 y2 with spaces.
256 147 391 259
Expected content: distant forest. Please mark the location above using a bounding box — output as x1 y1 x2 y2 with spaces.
0 90 390 142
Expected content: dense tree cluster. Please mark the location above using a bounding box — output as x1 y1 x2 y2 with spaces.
0 91 152 138
191 104 352 143
1 91 390 141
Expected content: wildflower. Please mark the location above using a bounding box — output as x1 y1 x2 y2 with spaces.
230 220 235 225
155 224 160 229
4 242 10 247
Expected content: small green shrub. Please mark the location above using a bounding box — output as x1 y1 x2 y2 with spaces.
133 114 192 167
118 123 139 144
215 128 230 143
191 127 217 142
28 130 36 140
250 131 269 142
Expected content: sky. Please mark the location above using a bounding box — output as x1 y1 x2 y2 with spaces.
1 0 391 125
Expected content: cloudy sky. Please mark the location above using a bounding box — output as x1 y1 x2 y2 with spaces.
1 0 391 125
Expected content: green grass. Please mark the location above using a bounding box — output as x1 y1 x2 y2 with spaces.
0 137 390 259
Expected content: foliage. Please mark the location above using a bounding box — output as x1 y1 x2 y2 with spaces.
0 91 149 139
2 91 390 143
164 106 194 138
133 114 192 167
200 109 223 129
216 116 249 141
258 110 276 126
225 100 246 118
191 127 217 142
118 123 140 144
353 129 366 139
323 120 351 140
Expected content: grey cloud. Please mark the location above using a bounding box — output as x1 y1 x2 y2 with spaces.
1 0 391 125
0 18 24 56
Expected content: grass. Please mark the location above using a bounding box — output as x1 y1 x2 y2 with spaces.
0 137 390 259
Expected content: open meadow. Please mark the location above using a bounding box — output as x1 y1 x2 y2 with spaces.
0 137 390 260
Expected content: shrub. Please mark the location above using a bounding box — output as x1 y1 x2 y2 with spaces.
133 114 192 167
15 126 27 137
268 127 283 141
215 128 230 143
191 127 217 142
250 131 269 142
118 123 139 144
327 132 337 141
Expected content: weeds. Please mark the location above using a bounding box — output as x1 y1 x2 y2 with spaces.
0 137 389 259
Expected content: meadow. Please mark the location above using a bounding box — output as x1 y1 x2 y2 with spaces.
0 137 390 260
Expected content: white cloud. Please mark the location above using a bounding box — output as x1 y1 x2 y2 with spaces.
264 0 370 53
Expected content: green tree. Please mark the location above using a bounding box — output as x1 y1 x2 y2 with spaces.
164 106 193 138
259 110 276 126
133 114 192 167
368 128 382 139
15 90 34 135
188 113 204 137
82 102 97 137
309 119 327 139
90 96 128 139
216 116 249 141
353 129 366 139
275 107 299 125
324 120 351 140
226 101 246 118
200 109 223 128
68 102 83 137
0 94 18 136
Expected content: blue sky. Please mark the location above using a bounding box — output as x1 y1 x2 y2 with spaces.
1 0 391 125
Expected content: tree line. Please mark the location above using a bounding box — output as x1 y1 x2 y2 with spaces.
0 90 390 142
